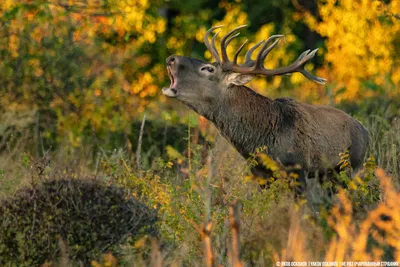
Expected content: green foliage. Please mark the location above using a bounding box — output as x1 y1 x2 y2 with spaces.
0 178 158 266
336 155 381 213
0 0 167 148
0 0 400 265
338 95 400 178
129 120 209 168
317 155 381 242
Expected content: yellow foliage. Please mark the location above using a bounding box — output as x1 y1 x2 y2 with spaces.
166 145 185 162
91 253 118 267
106 0 166 45
276 168 400 263
0 0 15 9
257 153 281 172
309 0 400 101
200 3 249 62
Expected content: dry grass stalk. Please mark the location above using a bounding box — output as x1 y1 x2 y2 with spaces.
188 218 215 267
150 239 163 267
189 200 245 267
274 168 400 264
229 201 243 267
276 209 311 263
136 114 146 170
202 221 215 267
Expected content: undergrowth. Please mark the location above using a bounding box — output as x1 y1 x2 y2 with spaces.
0 109 399 266
0 178 158 266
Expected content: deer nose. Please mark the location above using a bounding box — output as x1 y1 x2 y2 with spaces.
166 55 177 66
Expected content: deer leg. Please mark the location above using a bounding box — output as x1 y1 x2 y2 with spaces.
250 165 274 189
251 164 308 196
283 164 307 196
295 169 307 197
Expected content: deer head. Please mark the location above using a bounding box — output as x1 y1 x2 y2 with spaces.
162 25 326 109
163 25 369 193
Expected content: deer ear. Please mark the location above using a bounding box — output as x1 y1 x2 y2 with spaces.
226 72 255 86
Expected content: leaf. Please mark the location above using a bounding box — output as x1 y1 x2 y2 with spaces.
334 87 346 96
361 80 385 94
166 145 185 161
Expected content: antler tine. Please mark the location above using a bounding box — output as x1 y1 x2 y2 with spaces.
300 49 318 64
204 25 224 63
260 35 284 62
203 25 326 84
245 40 264 63
297 49 311 62
226 33 241 46
233 39 248 65
220 25 248 62
299 68 327 85
255 35 284 68
211 31 221 59
283 49 317 71
294 49 326 84
262 48 326 84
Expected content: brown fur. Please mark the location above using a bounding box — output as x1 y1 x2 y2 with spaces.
163 55 369 191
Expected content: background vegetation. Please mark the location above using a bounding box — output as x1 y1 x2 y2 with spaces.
0 0 399 266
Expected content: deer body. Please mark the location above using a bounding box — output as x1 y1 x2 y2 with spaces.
185 83 368 175
163 25 369 190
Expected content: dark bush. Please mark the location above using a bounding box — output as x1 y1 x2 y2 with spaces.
0 178 158 266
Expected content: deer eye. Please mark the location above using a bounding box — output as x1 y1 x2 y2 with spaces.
201 66 214 73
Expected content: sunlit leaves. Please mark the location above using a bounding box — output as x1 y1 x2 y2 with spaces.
2 0 400 147
106 0 166 45
0 0 169 146
310 0 400 101
199 3 249 61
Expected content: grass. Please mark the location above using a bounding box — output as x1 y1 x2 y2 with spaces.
0 104 400 266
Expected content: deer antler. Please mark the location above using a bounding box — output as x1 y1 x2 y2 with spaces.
204 25 326 85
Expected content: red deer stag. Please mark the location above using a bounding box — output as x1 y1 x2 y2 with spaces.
162 25 369 192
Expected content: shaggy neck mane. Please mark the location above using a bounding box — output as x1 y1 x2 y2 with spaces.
198 85 281 157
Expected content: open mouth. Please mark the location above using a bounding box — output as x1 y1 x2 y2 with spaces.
162 66 178 97
168 66 175 87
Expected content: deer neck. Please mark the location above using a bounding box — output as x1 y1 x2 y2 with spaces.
201 85 279 157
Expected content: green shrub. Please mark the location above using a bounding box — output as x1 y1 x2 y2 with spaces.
0 178 158 266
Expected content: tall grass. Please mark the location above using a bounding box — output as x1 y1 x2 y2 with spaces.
0 107 399 266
